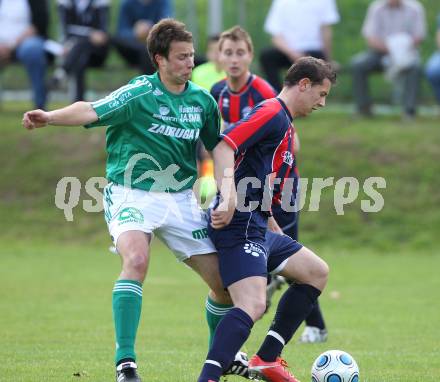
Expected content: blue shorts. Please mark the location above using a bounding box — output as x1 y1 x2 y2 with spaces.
272 203 299 240
208 210 303 288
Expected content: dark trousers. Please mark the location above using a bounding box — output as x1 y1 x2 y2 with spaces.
11 36 48 109
351 49 421 115
260 47 326 91
63 37 108 101
112 36 156 75
112 35 206 75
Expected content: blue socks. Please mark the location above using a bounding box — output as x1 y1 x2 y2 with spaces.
198 308 254 382
257 283 321 362
205 296 233 348
305 300 326 329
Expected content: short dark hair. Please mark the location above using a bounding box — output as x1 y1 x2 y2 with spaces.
218 25 253 53
147 18 193 69
283 57 337 87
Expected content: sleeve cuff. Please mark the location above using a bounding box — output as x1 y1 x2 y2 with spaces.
220 133 239 152
84 104 100 128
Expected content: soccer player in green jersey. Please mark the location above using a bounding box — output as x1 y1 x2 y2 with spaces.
22 19 240 382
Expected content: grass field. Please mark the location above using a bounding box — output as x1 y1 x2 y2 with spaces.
1 102 440 381
2 242 439 381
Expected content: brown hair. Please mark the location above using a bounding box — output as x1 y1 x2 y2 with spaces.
218 25 253 53
147 18 193 69
284 57 337 87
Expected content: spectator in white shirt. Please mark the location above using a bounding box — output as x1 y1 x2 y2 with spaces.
260 0 340 91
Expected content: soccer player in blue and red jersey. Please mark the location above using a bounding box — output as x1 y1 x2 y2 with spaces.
211 26 277 129
198 57 336 382
210 26 329 346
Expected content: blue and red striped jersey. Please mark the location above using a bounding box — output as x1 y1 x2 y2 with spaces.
221 98 299 211
211 74 277 128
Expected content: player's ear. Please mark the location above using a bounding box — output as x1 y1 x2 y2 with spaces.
298 78 311 91
155 53 164 68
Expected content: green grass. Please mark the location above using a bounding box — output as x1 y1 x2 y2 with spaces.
1 102 440 380
4 102 440 250
1 241 439 381
296 111 440 252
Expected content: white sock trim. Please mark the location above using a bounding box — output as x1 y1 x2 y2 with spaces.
205 359 222 368
113 286 143 297
116 361 137 371
205 299 233 315
267 330 286 345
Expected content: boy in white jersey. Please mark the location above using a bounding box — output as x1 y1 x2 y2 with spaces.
22 19 245 382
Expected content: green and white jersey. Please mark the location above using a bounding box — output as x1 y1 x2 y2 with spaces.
85 72 221 192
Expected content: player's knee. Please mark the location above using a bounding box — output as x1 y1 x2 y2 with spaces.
243 297 267 321
319 260 329 282
312 258 329 290
253 298 268 320
123 250 148 275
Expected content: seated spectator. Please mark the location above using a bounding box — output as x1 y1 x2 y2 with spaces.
351 0 426 119
52 0 110 102
191 34 225 91
260 0 340 91
0 0 49 109
112 0 173 75
425 13 440 107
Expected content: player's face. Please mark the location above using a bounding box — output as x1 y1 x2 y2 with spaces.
298 78 332 116
159 41 195 85
219 39 253 80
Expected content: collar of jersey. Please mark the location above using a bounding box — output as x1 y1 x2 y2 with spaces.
227 73 254 95
153 72 190 97
276 97 293 122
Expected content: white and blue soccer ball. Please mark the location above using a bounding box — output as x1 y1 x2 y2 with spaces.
311 350 359 382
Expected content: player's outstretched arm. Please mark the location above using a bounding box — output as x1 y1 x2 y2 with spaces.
211 140 237 229
22 101 98 130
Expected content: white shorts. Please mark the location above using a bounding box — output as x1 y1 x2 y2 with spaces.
103 182 216 261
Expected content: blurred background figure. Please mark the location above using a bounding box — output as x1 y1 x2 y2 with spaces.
0 0 49 109
112 0 174 75
259 0 340 91
425 13 440 110
191 34 225 91
351 0 426 119
52 0 110 102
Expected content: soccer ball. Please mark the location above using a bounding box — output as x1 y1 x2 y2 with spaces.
311 350 359 382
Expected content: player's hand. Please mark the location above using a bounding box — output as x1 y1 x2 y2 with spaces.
22 109 50 130
90 30 108 46
134 20 152 41
210 195 236 229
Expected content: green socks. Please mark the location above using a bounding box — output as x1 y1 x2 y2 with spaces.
205 295 233 348
112 280 143 365
112 283 232 362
